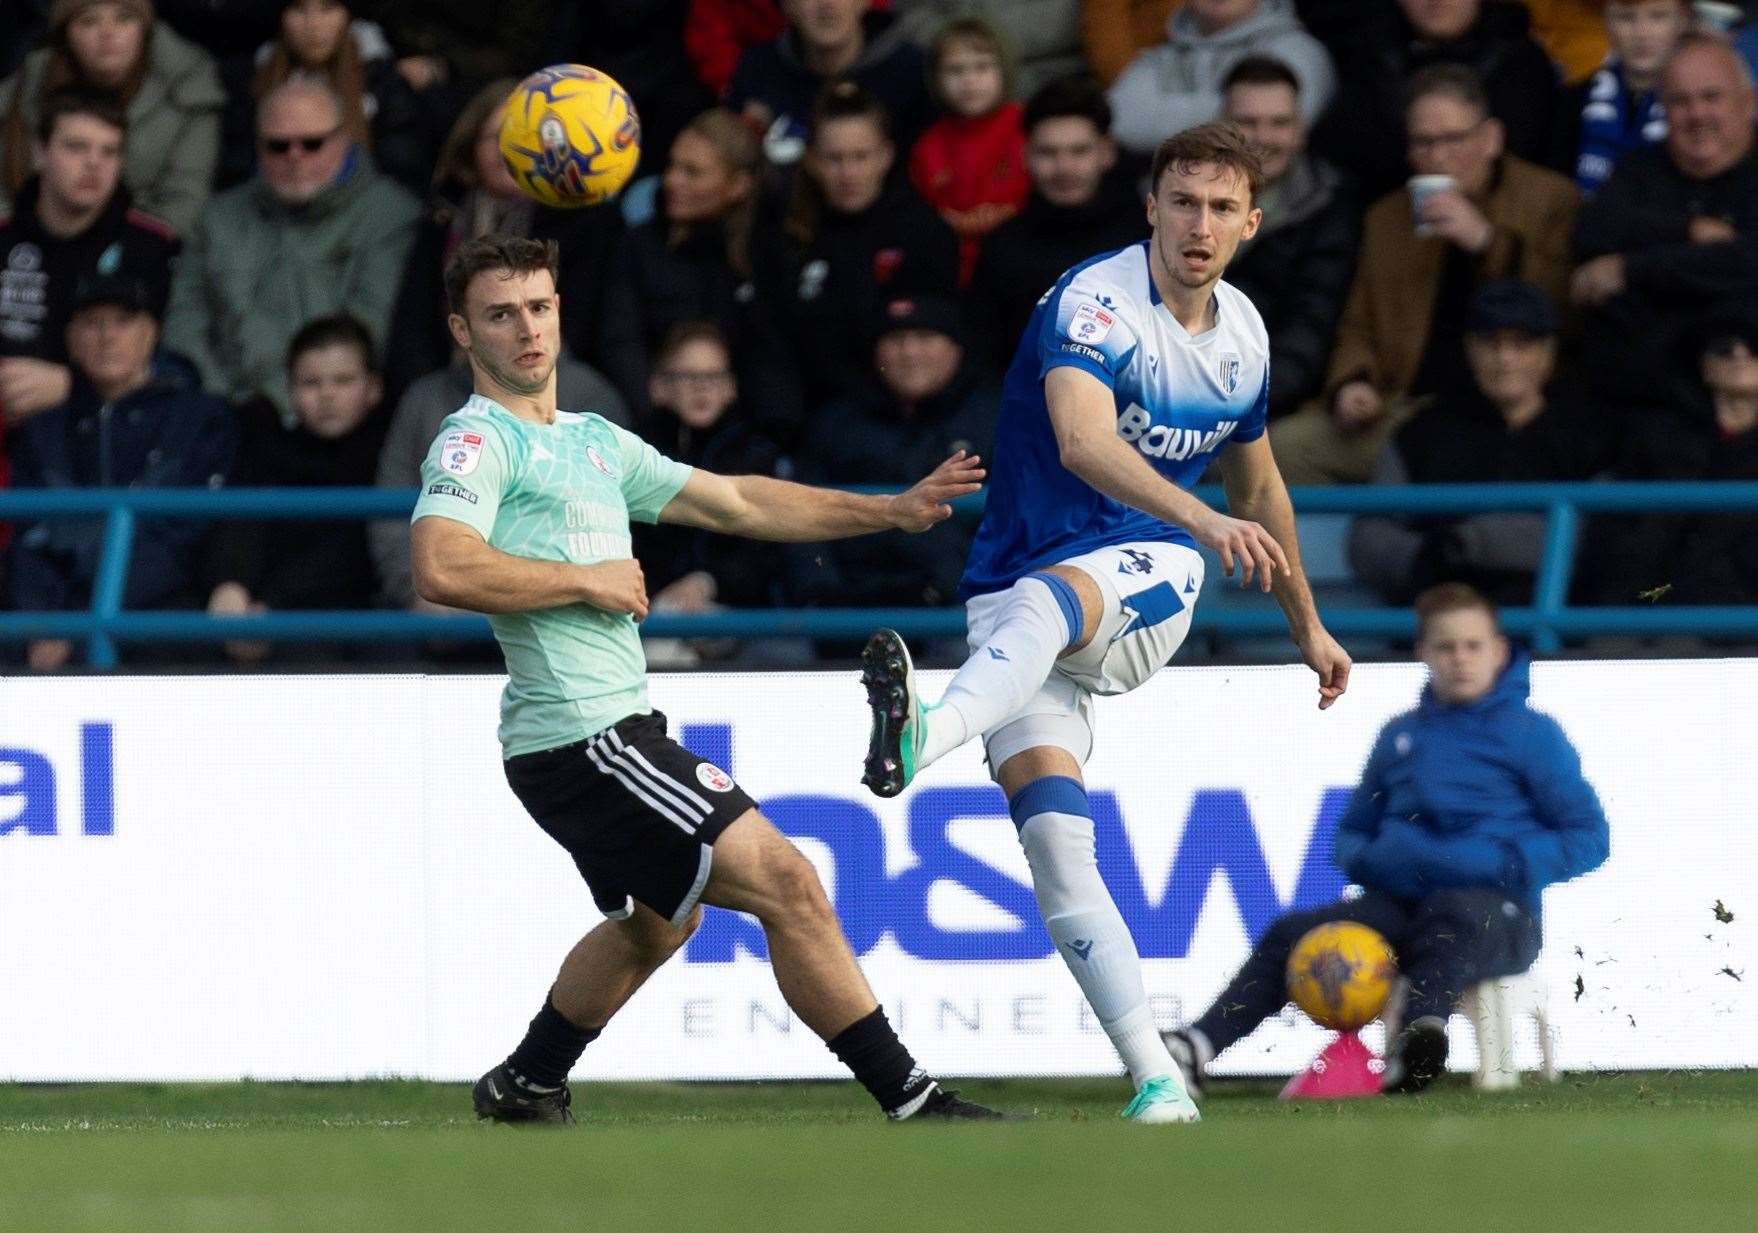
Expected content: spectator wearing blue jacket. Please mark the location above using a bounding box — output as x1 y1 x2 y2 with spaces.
5 272 234 671
1165 583 1610 1097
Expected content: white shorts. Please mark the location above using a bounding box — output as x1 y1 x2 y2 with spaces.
965 540 1205 772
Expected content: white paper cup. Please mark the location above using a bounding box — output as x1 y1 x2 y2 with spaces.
1408 174 1457 237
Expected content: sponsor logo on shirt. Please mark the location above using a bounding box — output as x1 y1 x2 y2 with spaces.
1070 300 1115 344
440 430 483 476
1060 341 1106 364
425 481 478 504
1115 404 1240 461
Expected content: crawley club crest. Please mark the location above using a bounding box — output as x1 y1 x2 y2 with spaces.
586 445 618 478
1218 353 1241 396
440 430 483 476
696 763 734 793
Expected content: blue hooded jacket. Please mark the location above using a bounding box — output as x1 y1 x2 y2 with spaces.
1332 654 1609 917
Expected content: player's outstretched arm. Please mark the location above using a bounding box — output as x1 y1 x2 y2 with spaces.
656 452 985 542
411 515 650 618
1217 437 1350 709
1045 366 1289 589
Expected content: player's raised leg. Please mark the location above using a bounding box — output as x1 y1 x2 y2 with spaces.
862 566 1100 797
997 747 1199 1124
703 808 1006 1120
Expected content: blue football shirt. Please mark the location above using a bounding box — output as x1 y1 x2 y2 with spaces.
960 241 1271 598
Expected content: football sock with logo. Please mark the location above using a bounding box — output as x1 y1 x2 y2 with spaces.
826 1007 936 1117
921 573 1083 767
506 995 601 1091
1012 777 1179 1090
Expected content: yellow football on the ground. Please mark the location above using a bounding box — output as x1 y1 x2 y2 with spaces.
1286 921 1398 1031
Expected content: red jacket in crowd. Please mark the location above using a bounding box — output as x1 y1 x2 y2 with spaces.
687 0 896 97
909 102 1029 287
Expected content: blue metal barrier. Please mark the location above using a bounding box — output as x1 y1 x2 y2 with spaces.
2 482 1756 668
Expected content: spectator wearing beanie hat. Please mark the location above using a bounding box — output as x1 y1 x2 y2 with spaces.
6 269 235 671
1349 280 1612 607
793 293 997 613
0 0 225 237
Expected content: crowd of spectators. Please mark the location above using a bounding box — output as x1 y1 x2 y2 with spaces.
2 0 1757 671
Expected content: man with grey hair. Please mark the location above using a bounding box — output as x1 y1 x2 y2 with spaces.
162 78 421 419
1572 32 1758 399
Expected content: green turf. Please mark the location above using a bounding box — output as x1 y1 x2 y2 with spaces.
4 1073 1755 1233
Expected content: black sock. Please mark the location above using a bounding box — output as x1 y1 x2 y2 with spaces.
505 995 600 1089
826 1007 933 1115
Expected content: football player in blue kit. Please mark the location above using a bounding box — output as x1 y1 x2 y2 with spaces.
860 122 1352 1124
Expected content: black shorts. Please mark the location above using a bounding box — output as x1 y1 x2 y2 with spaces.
503 710 756 926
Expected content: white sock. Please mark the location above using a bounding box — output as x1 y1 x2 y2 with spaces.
1013 784 1178 1090
920 573 1082 768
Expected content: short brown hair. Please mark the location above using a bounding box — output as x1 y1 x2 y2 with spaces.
288 312 376 373
443 234 560 316
655 320 730 369
1222 56 1300 97
36 87 126 145
1406 64 1491 120
1414 583 1500 641
1148 121 1262 202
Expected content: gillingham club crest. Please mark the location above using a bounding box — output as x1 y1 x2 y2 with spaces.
1218 354 1241 396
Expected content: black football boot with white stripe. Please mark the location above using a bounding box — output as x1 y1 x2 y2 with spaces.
473 1062 575 1124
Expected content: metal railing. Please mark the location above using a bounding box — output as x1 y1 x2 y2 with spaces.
2 482 1756 668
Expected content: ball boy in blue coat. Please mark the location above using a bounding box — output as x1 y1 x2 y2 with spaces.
1166 583 1610 1095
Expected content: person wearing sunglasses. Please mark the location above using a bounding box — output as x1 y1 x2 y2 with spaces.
161 76 422 423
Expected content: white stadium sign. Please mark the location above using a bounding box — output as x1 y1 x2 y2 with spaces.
1 662 1752 1081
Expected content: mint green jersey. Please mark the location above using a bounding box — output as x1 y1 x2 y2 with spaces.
411 394 692 756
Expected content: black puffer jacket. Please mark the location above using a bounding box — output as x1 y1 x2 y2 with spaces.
1314 1 1563 198
793 366 997 608
631 403 790 605
968 174 1147 373
1225 153 1360 416
750 180 958 430
1349 385 1610 606
595 215 802 430
205 397 387 612
1579 402 1758 608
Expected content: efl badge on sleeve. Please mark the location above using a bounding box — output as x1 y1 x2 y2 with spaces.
440 430 484 476
1071 301 1115 344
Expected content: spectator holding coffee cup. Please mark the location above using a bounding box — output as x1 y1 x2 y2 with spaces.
1269 65 1580 485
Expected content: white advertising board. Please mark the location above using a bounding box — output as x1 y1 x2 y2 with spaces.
1 662 1752 1082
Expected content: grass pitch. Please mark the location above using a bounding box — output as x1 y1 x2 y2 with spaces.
4 1072 1754 1233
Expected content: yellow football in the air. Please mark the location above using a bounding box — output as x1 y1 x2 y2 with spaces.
499 64 642 209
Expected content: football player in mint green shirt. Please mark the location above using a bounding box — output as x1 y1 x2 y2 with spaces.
412 234 1002 1123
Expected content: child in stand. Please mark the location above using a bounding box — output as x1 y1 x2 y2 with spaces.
1566 0 1691 195
909 17 1029 287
